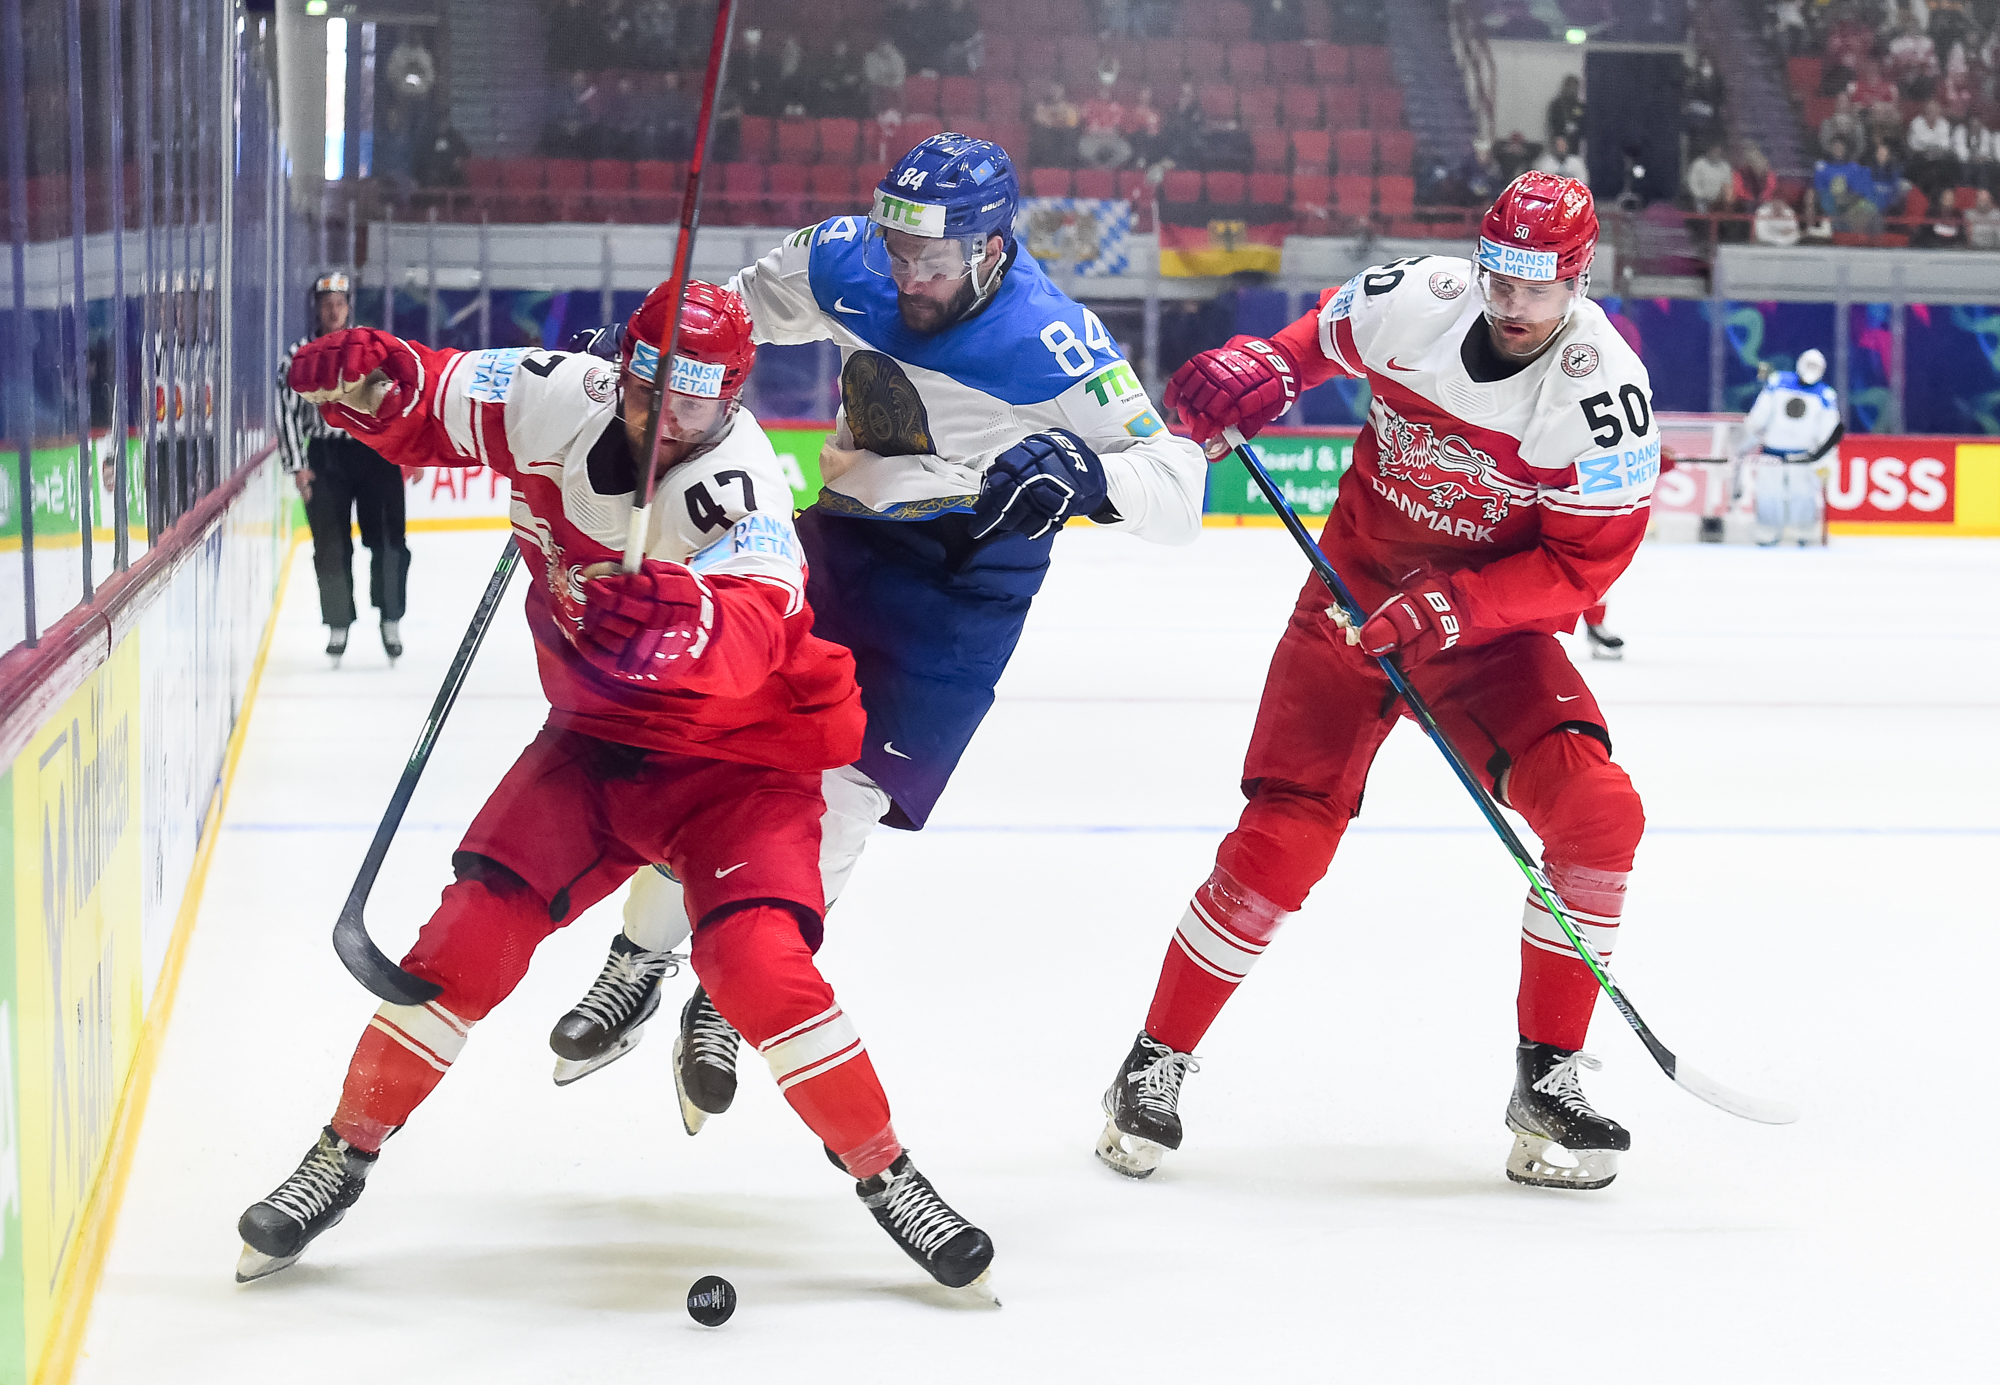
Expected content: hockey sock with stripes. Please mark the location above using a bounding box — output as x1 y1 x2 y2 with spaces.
1143 866 1292 1055
692 904 899 1179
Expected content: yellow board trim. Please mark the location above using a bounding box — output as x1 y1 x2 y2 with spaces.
34 531 303 1385
405 515 511 532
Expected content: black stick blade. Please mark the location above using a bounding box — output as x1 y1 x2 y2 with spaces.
333 902 441 1006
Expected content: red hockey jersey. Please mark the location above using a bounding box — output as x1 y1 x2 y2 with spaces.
325 340 863 772
1272 256 1659 641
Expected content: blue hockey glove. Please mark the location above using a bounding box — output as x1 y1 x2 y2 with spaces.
970 429 1113 540
565 322 626 360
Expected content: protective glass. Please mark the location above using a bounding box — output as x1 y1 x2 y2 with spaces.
863 224 980 287
1476 269 1576 324
656 390 731 442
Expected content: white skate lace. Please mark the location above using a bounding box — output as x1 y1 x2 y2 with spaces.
264 1141 351 1225
1530 1050 1603 1118
688 993 741 1072
573 947 681 1030
1128 1038 1199 1118
873 1166 969 1259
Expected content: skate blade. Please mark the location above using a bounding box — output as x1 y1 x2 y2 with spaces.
551 1028 645 1087
1590 647 1623 661
1094 1118 1166 1180
235 1244 303 1283
1504 1130 1618 1190
961 1267 1002 1308
671 1034 711 1136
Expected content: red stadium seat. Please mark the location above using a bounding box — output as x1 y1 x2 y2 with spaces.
1322 87 1362 127
766 162 811 223
1252 128 1291 170
1184 40 1225 79
1199 84 1238 120
1142 38 1184 85
1206 170 1247 202
1074 167 1117 199
1030 167 1074 197
1290 128 1332 171
776 119 818 163
1364 87 1404 128
585 158 632 221
1334 173 1372 214
633 160 683 221
722 162 766 193
1163 169 1203 201
1248 171 1289 205
1787 55 1823 95
1020 38 1060 77
1060 46 1102 87
1120 167 1156 228
1350 46 1392 85
983 78 1026 119
737 115 775 160
807 163 858 197
818 117 860 162
989 123 1030 159
900 113 945 144
1238 86 1279 128
1335 129 1375 174
1374 175 1415 216
1280 84 1322 128
466 157 502 190
497 157 543 189
543 160 587 220
1375 129 1415 175
1310 45 1349 82
1269 42 1310 83
1292 171 1332 209
902 75 940 114
941 75 982 118
1211 0 1253 40
1225 41 1267 82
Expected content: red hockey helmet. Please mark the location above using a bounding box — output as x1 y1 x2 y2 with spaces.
1478 172 1598 284
623 279 756 400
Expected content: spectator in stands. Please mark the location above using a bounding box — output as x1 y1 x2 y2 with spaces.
656 70 698 156
375 98 416 197
1096 0 1137 38
543 0 600 75
1136 0 1180 36
1956 112 1998 188
1545 75 1586 150
1732 141 1779 209
938 0 984 76
1907 98 1963 193
624 0 680 72
415 120 470 190
1128 87 1165 166
1812 135 1880 227
864 108 905 164
1031 83 1082 167
1161 82 1207 168
810 38 869 118
1772 0 1810 56
1685 141 1734 210
1965 186 2000 246
866 37 908 112
1820 92 1867 157
1937 35 1977 115
1534 134 1589 181
1848 58 1900 111
1496 130 1537 181
1251 0 1309 42
1931 0 1975 55
887 0 943 77
1866 137 1910 211
1078 72 1134 169
1683 54 1727 150
539 73 606 159
1889 15 1941 97
1457 138 1504 205
777 35 812 117
737 29 787 118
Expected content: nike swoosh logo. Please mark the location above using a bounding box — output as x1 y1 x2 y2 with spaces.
1556 694 1582 702
883 741 911 759
714 862 749 878
1386 357 1421 372
834 298 865 314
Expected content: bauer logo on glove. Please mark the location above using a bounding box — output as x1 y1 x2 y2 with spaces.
1356 576 1465 665
969 429 1114 541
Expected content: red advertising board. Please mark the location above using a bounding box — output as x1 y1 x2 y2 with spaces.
1822 442 1955 524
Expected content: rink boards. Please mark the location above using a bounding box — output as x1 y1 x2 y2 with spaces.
0 453 290 1385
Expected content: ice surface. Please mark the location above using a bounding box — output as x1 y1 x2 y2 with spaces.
76 528 1999 1382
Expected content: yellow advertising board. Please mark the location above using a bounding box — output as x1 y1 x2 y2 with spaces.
9 636 142 1378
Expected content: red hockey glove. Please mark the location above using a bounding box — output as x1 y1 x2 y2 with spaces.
1163 335 1300 451
1356 573 1468 666
578 560 715 683
288 328 421 429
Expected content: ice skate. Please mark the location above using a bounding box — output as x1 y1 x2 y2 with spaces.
1095 1032 1198 1179
236 1126 379 1282
672 985 741 1135
326 625 349 665
548 934 683 1085
380 619 403 662
1585 623 1624 661
856 1152 996 1296
1504 1041 1630 1190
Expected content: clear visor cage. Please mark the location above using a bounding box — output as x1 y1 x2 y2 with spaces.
629 342 734 441
1474 236 1586 329
865 191 1003 300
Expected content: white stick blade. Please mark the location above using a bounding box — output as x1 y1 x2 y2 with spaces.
1673 1062 1799 1125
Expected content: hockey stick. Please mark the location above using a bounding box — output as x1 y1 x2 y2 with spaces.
622 0 740 574
332 538 522 1005
1222 426 1797 1125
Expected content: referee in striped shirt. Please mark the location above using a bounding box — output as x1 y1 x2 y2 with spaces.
278 271 412 663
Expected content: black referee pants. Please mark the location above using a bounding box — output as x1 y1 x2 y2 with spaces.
304 436 410 628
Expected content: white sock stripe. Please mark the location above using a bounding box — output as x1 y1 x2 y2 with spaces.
1187 898 1270 956
762 1009 863 1089
372 1000 470 1065
1521 900 1620 956
369 1015 454 1072
1173 903 1266 982
773 1038 865 1091
424 1000 471 1038
759 1003 843 1051
1522 930 1615 961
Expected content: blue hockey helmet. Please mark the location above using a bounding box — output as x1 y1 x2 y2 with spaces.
869 133 1018 247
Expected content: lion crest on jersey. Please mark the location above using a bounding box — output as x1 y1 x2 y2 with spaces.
510 500 591 642
1374 404 1520 525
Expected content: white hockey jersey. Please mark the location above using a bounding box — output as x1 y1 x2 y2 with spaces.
1741 371 1841 461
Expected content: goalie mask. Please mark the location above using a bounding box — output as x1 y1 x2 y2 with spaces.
621 279 756 442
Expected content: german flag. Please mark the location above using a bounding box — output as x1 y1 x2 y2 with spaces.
1157 184 1288 277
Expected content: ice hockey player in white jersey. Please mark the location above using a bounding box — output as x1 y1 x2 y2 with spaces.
1741 348 1842 546
546 134 1206 1123
1095 172 1658 1190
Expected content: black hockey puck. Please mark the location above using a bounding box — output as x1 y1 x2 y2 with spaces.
686 1275 736 1326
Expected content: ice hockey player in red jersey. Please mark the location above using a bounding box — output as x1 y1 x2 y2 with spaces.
1096 173 1657 1191
236 281 994 1293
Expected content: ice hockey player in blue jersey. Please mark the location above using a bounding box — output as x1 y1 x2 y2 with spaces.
1740 348 1843 546
546 134 1206 1108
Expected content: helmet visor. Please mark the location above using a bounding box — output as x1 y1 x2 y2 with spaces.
862 223 981 288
